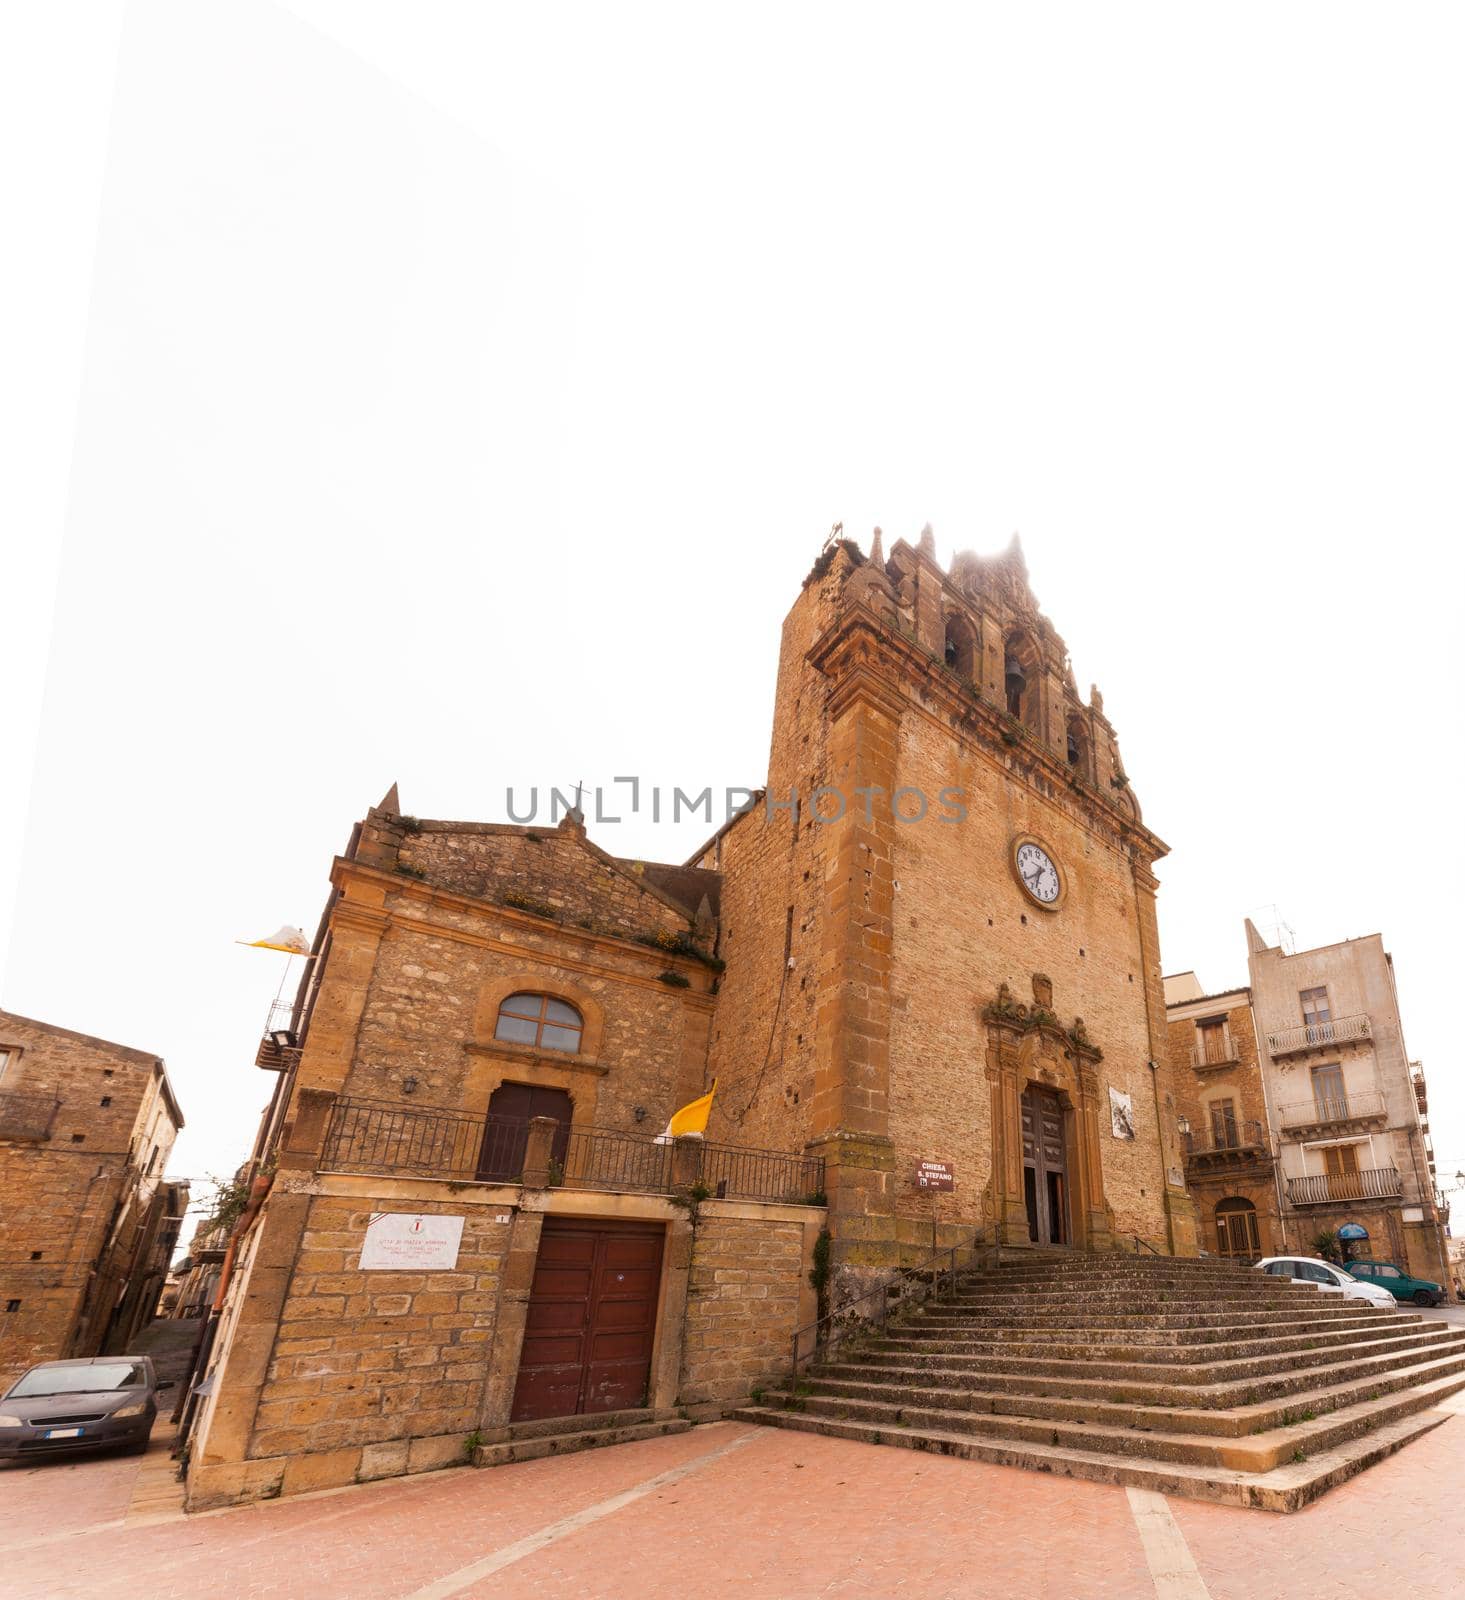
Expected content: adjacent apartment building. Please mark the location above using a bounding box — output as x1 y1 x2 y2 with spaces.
0 1011 187 1384
1165 921 1449 1289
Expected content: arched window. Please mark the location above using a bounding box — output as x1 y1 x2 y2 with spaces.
1003 630 1039 726
1215 1197 1261 1260
494 993 583 1053
943 613 977 681
1066 713 1088 770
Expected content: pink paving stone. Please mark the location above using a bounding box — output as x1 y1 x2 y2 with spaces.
3 1411 1464 1600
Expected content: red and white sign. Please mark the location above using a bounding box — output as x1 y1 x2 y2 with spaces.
359 1212 465 1271
914 1160 955 1192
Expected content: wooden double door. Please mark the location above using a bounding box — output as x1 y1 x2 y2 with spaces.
510 1218 664 1422
1022 1084 1070 1246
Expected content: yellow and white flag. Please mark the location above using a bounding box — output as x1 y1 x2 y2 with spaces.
656 1081 717 1143
238 925 311 956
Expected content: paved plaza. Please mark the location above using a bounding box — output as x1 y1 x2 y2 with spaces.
4 1393 1464 1600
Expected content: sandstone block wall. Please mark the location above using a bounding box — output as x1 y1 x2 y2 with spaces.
247 1194 511 1465
0 1012 181 1385
678 1209 815 1408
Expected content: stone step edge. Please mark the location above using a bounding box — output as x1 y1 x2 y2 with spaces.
488 1406 679 1444
870 1318 1439 1356
792 1346 1465 1437
473 1418 691 1468
863 1324 1458 1363
726 1404 1451 1512
758 1368 1465 1472
819 1336 1465 1409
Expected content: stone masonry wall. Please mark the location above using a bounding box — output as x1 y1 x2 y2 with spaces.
246 1191 512 1483
333 880 713 1135
0 1012 178 1385
887 710 1171 1247
394 822 692 943
678 1208 815 1408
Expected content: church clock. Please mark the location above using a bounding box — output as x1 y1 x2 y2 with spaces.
1012 837 1064 909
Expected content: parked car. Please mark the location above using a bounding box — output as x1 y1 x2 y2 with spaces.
1253 1256 1398 1310
0 1356 171 1460
1342 1258 1445 1307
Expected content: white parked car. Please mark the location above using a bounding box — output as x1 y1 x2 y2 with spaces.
1254 1256 1398 1310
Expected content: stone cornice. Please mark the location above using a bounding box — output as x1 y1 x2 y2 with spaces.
807 602 1171 864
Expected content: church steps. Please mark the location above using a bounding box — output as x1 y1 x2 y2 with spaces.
743 1365 1465 1473
825 1326 1465 1399
861 1319 1451 1370
786 1344 1465 1436
914 1305 1394 1331
732 1254 1463 1507
889 1311 1414 1344
724 1402 1455 1512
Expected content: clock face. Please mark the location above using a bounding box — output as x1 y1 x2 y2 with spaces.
1015 841 1061 905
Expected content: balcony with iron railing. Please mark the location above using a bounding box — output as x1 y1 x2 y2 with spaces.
319 1096 826 1207
1182 1118 1272 1169
1265 1013 1371 1058
1287 1167 1402 1206
1188 1042 1240 1071
0 1090 61 1141
1277 1089 1387 1135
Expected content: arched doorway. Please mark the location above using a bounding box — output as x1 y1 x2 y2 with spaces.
1021 1083 1070 1246
1214 1197 1260 1260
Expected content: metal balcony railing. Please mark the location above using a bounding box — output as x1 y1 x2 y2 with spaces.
1287 1167 1401 1205
1189 1042 1240 1070
318 1097 825 1205
0 1090 61 1141
1278 1089 1386 1130
1266 1014 1371 1057
1183 1119 1270 1160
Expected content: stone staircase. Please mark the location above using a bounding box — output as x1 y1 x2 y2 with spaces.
730 1252 1465 1510
472 1406 691 1467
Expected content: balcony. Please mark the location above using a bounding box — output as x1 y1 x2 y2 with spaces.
0 1090 60 1141
1277 1089 1387 1136
319 1096 826 1206
1265 1013 1370 1058
1182 1118 1271 1170
1189 1043 1240 1072
1287 1167 1402 1206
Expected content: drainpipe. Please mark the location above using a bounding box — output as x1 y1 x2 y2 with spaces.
1147 1061 1176 1254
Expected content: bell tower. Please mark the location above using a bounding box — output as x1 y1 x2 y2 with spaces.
704 527 1196 1299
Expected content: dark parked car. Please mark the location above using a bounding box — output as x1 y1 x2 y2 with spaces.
1345 1259 1445 1307
0 1356 172 1460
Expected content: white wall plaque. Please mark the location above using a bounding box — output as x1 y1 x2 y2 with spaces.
359 1212 465 1271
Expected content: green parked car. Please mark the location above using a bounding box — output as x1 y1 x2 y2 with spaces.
1345 1259 1444 1307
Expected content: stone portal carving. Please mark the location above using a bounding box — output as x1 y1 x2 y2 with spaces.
982 974 1112 1252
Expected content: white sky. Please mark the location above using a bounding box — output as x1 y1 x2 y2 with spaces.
3 3 1463 1227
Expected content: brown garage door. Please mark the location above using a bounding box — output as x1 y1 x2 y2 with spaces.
510 1218 664 1423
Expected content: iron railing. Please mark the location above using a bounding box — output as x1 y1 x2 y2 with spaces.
789 1235 992 1376
323 1097 489 1180
1278 1089 1385 1129
318 1096 824 1204
1183 1118 1269 1158
560 1123 672 1193
699 1139 826 1204
1189 1042 1239 1070
1266 1014 1371 1056
0 1090 61 1141
1287 1167 1402 1205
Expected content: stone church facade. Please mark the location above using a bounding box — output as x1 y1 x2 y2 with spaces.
696 529 1195 1289
183 529 1193 1508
